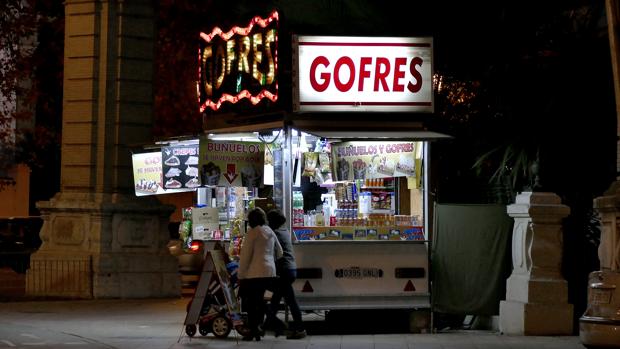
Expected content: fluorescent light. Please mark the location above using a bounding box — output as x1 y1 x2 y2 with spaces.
206 132 260 142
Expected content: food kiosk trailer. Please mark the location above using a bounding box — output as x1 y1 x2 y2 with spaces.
201 118 449 315
133 9 450 332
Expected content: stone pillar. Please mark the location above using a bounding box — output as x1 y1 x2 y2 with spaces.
26 0 181 298
600 0 620 274
499 192 573 335
593 182 620 271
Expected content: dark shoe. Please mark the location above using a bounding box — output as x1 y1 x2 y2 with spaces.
286 329 306 339
264 317 286 337
273 326 284 338
242 327 263 341
241 333 262 341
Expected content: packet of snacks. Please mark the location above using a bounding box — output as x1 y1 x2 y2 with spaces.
179 207 193 252
314 170 325 185
319 152 331 173
229 236 243 259
302 152 318 177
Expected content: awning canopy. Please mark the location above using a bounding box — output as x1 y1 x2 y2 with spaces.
203 113 451 141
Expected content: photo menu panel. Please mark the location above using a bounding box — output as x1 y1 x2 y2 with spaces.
162 143 201 190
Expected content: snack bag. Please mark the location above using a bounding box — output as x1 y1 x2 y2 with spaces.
319 152 331 173
179 220 192 252
229 236 243 259
302 152 318 177
179 207 193 252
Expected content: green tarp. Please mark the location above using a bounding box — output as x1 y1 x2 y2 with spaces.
432 204 513 315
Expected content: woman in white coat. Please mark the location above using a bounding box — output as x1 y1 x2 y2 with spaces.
238 207 283 341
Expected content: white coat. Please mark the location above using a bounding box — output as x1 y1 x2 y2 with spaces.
238 225 283 279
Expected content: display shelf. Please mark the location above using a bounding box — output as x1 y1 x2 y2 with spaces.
293 225 424 229
293 239 429 244
292 225 425 242
318 180 349 188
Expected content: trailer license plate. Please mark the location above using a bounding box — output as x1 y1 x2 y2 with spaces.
591 289 612 304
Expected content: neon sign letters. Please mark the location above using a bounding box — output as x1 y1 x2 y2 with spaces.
198 10 279 112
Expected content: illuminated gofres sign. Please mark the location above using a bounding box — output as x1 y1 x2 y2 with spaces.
198 10 278 112
293 36 433 113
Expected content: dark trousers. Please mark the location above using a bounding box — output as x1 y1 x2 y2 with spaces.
268 269 304 330
240 277 273 333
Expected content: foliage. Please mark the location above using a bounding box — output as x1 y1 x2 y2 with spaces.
472 141 539 196
0 0 37 177
0 0 63 191
154 1 214 139
431 3 611 328
433 2 614 204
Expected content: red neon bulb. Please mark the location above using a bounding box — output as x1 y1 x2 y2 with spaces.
200 10 279 43
199 90 278 112
197 10 279 112
197 48 202 106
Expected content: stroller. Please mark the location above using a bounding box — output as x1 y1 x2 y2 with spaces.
184 248 252 339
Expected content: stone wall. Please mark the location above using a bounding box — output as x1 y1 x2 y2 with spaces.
27 1 181 299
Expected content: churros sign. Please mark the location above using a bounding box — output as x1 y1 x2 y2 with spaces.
293 36 433 112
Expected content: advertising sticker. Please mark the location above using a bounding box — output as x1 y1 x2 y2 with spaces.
331 141 421 181
191 207 220 240
132 152 164 196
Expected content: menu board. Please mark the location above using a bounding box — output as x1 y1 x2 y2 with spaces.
132 152 164 196
162 144 201 190
132 151 197 196
199 140 264 190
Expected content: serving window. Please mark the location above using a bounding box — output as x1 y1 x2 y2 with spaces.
289 131 426 242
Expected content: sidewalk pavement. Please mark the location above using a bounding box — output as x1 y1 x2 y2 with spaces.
0 298 585 349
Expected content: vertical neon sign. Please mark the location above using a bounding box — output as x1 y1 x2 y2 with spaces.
198 10 279 112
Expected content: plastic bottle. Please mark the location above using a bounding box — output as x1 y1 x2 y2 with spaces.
315 211 324 226
293 191 304 226
322 199 331 225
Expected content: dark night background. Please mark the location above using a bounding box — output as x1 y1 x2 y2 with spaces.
16 0 616 332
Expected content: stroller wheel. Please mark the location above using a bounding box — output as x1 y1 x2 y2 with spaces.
185 324 197 337
211 315 232 338
199 323 210 336
235 324 252 337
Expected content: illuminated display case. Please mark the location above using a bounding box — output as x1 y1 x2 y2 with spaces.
288 131 426 243
194 127 436 311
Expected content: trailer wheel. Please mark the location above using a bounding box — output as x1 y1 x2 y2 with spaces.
185 324 197 337
211 315 232 338
199 323 210 336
